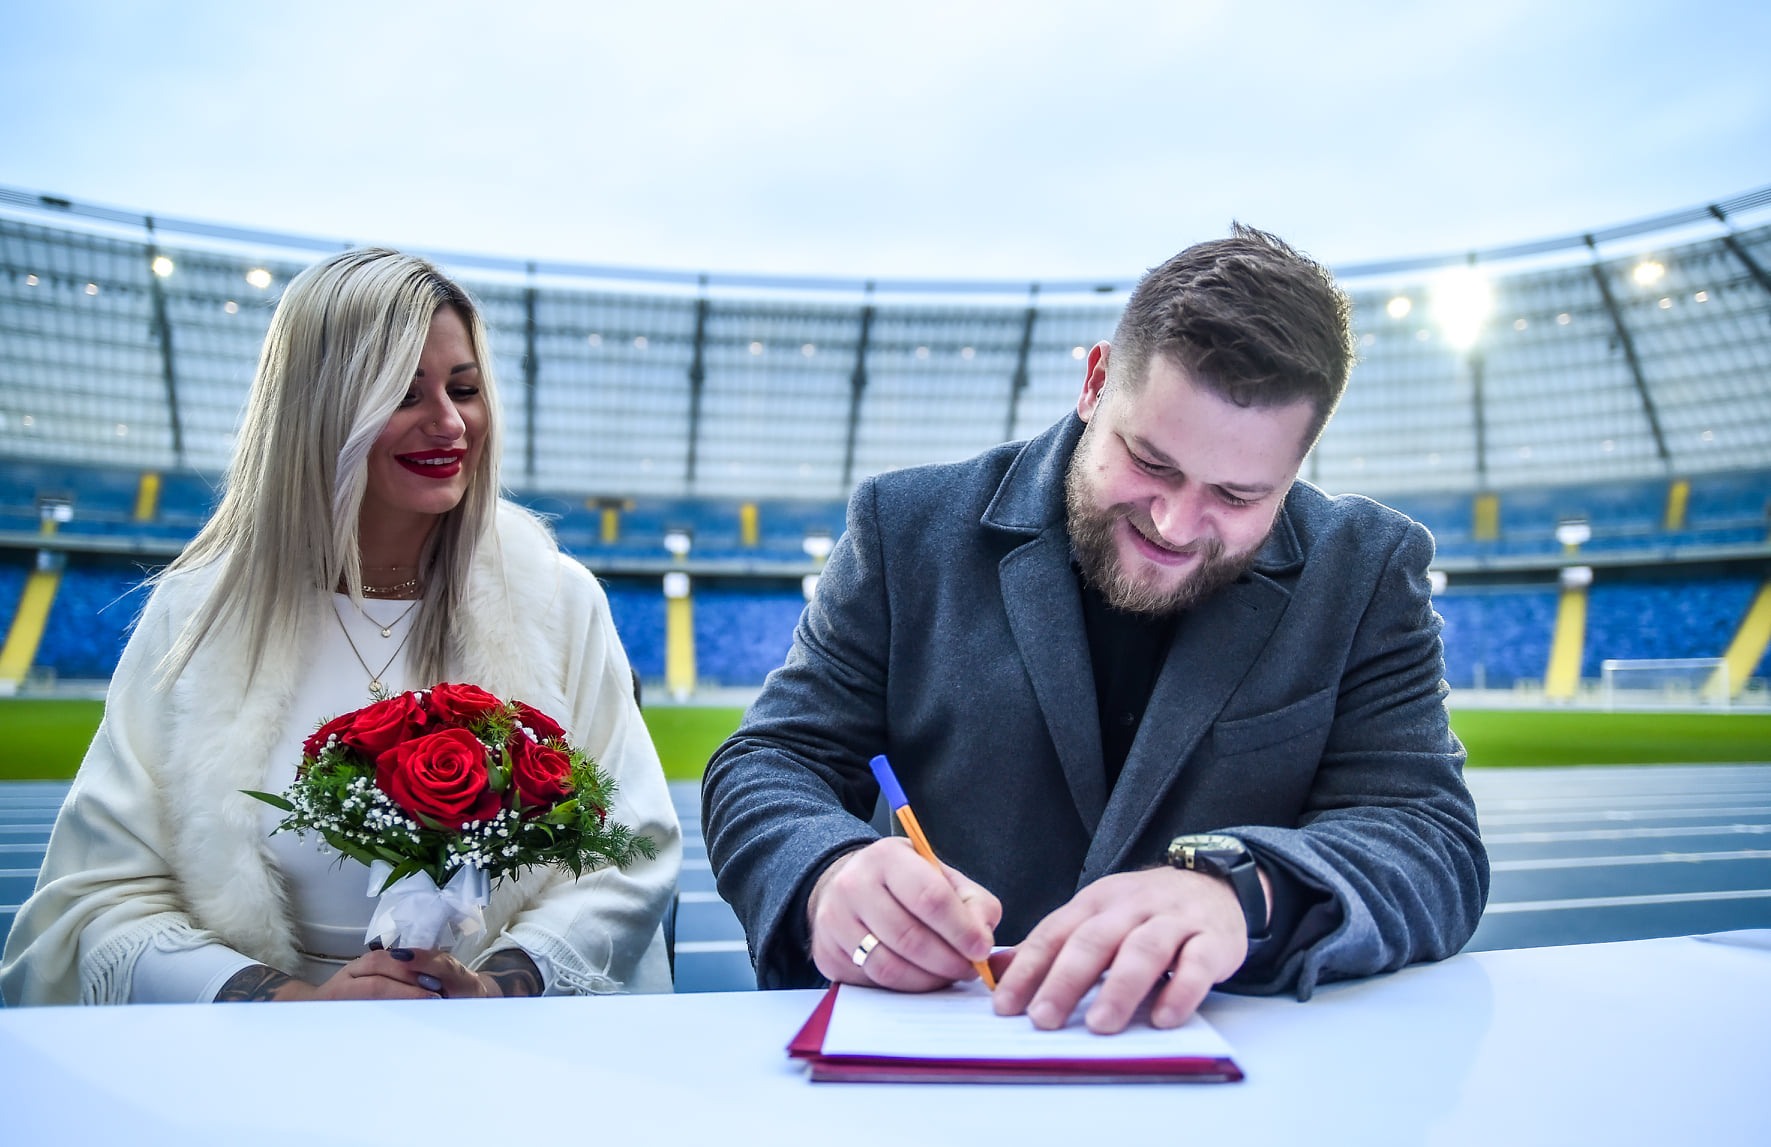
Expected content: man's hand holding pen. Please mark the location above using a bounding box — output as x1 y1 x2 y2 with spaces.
806 838 1001 991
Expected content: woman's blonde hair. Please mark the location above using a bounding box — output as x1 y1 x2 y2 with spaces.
158 248 503 685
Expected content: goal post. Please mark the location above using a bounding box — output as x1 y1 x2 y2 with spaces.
1600 658 1731 709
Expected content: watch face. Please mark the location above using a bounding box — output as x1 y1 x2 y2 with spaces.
1168 833 1247 873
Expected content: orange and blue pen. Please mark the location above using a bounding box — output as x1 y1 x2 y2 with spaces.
868 753 998 990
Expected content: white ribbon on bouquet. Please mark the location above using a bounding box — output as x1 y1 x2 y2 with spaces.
364 861 491 952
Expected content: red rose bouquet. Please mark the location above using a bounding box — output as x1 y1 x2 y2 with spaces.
246 683 655 949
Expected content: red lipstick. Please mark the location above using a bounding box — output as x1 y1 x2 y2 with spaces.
396 450 463 479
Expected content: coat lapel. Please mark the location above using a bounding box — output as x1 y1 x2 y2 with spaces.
985 415 1107 833
1000 531 1106 833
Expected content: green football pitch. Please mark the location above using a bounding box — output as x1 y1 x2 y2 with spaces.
1 697 1767 782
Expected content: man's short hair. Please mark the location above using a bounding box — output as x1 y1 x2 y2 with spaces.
1110 223 1355 451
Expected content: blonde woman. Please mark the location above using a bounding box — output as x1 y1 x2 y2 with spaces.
1 249 680 1005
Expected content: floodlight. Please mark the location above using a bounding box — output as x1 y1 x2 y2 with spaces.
151 256 175 278
802 574 821 601
1431 267 1493 350
1632 260 1665 286
1559 565 1594 589
1428 570 1448 595
1555 519 1592 547
663 528 693 557
245 268 272 289
663 571 691 599
1386 296 1412 319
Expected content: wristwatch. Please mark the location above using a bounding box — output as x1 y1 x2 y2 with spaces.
1167 833 1269 940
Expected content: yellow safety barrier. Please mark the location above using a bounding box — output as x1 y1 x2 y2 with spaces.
1663 478 1689 532
1473 492 1499 542
134 471 162 521
665 593 697 699
1544 586 1588 700
1711 581 1771 700
0 568 61 686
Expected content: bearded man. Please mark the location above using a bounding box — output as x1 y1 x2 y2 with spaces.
701 226 1488 1033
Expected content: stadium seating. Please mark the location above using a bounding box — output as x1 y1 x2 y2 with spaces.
1580 576 1766 678
33 562 149 681
1434 588 1561 690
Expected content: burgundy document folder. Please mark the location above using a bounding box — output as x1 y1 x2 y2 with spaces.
788 985 1244 1084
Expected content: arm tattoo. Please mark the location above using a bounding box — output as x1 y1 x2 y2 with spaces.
479 949 544 998
215 964 294 1003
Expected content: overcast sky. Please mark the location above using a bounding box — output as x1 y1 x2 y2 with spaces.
2 0 1768 282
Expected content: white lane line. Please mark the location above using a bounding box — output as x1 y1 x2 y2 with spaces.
674 940 750 954
1476 793 1771 812
1485 824 1771 844
1481 805 1771 826
679 891 729 904
0 868 43 878
1484 888 1771 913
0 844 47 855
1491 850 1771 871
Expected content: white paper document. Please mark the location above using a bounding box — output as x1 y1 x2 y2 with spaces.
819 978 1236 1061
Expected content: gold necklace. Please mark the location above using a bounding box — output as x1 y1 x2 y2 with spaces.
333 601 420 700
361 575 421 596
359 564 422 597
354 596 421 639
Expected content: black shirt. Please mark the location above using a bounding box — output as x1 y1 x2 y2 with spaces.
1077 572 1178 790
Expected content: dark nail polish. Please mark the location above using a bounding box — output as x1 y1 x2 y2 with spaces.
389 948 415 962
367 939 385 951
417 973 443 992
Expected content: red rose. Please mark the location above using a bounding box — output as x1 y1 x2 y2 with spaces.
512 701 567 745
303 711 357 759
426 682 503 727
375 727 502 828
507 734 575 812
339 692 427 760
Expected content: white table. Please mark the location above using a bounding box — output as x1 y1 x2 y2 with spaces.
2 932 1767 1146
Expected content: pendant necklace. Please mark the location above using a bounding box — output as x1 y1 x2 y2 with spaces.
354 597 421 638
333 601 420 700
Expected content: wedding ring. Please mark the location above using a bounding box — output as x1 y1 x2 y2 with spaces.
851 931 881 968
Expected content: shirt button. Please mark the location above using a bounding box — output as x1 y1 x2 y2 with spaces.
1120 711 1138 726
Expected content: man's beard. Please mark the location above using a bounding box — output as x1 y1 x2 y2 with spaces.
1063 446 1265 617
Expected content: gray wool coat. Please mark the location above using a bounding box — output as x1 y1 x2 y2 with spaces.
701 414 1488 997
